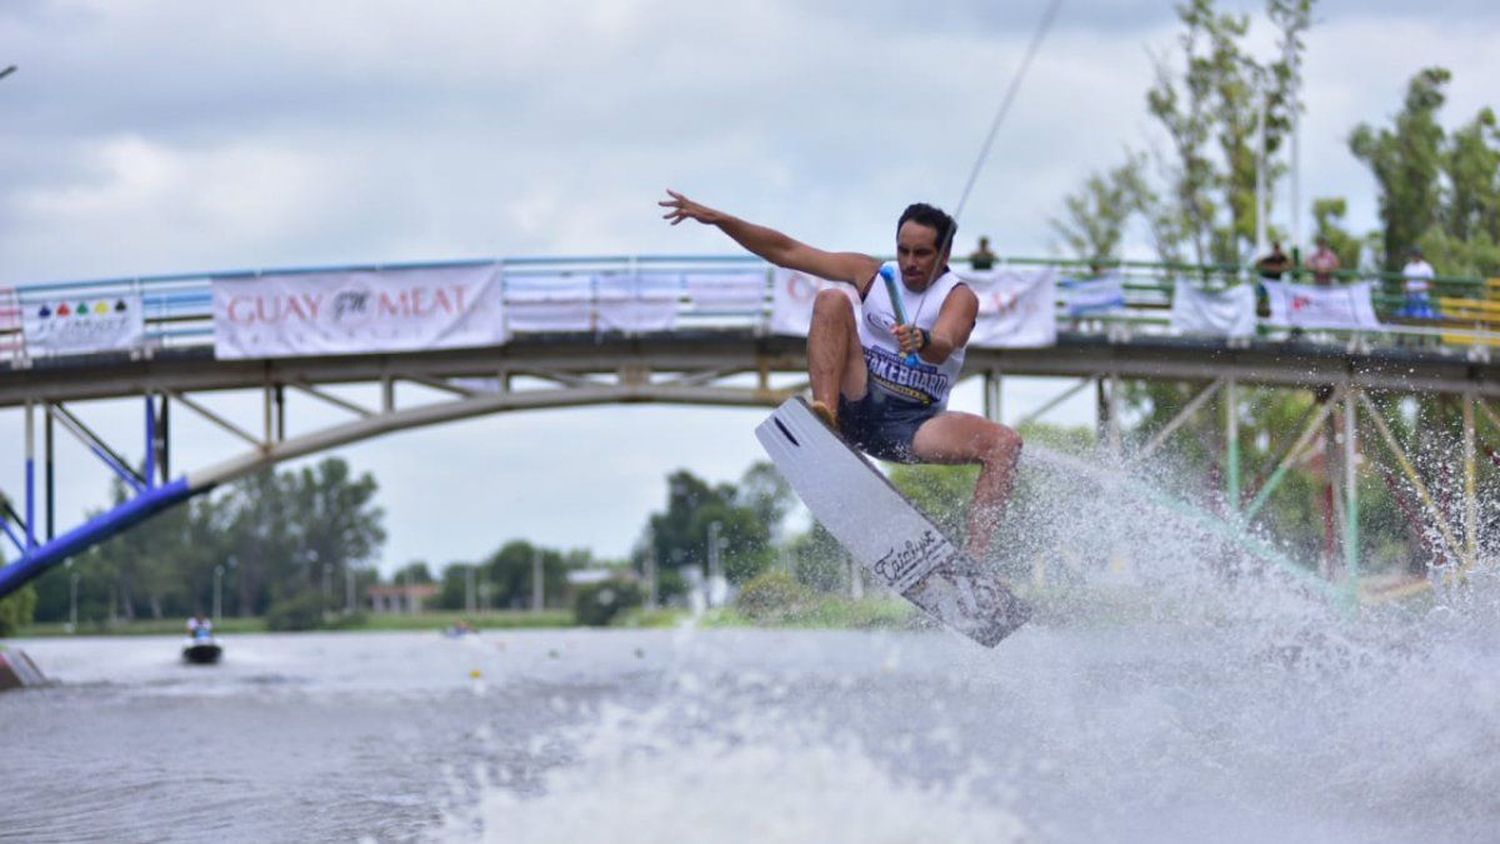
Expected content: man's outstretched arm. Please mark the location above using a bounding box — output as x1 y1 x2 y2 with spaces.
660 189 880 291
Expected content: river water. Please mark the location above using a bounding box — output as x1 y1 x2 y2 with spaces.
3 587 1499 843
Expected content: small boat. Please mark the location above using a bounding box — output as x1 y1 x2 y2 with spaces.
182 636 223 664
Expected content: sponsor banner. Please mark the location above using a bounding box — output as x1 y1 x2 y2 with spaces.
1061 273 1126 317
212 263 505 359
1263 280 1382 330
1171 279 1257 338
23 292 145 356
963 268 1058 348
686 271 767 309
504 272 592 333
769 268 859 336
595 273 679 333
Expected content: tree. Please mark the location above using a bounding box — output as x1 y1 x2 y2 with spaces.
0 582 36 636
735 461 796 539
1310 197 1363 271
1436 106 1500 276
1350 67 1451 271
31 456 386 623
639 466 788 589
438 562 478 610
1144 0 1311 266
285 458 386 603
1050 153 1153 263
392 560 435 584
478 540 570 609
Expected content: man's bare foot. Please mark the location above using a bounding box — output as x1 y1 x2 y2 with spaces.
809 400 837 430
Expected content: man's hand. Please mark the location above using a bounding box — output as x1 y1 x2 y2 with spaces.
893 323 926 357
660 190 722 226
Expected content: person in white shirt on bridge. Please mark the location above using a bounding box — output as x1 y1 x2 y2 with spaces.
1399 245 1437 319
659 190 1022 560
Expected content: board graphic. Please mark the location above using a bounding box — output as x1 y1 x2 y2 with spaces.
755 397 1031 647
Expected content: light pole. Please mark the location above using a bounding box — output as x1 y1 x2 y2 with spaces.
213 564 224 622
531 551 544 612
225 555 237 617
464 565 476 614
303 548 319 594
706 521 729 608
344 563 356 615
644 541 659 610
68 570 79 633
321 561 332 609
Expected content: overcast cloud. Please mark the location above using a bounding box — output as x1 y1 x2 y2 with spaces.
2 1 1498 571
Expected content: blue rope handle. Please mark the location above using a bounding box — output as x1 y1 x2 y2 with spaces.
879 265 920 366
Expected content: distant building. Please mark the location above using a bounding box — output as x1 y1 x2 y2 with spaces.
368 583 438 614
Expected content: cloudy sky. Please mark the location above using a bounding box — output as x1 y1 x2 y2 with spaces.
2 1 1498 574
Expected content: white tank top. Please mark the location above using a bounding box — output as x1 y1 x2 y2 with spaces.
857 260 968 408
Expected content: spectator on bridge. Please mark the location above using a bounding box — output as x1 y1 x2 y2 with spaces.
1399 246 1437 318
1254 240 1292 281
968 236 997 271
660 189 1023 561
1306 236 1341 285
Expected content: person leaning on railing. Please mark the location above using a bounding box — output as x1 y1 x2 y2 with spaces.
1306 236 1341 286
1254 240 1292 281
1399 246 1437 318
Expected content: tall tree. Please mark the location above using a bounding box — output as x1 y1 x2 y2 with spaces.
1310 197 1362 271
639 466 785 586
1050 153 1153 263
1349 67 1451 270
1145 0 1311 266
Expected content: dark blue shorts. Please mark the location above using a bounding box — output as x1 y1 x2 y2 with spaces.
838 388 939 463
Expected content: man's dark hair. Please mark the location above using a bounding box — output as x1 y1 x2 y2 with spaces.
897 203 957 252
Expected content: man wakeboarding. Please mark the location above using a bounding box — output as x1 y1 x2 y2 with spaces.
660 190 1022 560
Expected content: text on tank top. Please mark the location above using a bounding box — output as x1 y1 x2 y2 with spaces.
857 260 968 408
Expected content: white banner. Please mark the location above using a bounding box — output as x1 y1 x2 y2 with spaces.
23 292 146 356
963 268 1058 348
596 273 679 333
212 263 505 359
1061 273 1125 317
1262 280 1382 330
1171 279 1257 338
504 272 592 333
686 271 766 309
769 268 859 336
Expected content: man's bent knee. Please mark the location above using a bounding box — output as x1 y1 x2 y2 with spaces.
982 424 1022 463
812 288 855 322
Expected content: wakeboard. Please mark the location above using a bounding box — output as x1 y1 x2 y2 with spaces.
755 397 1031 647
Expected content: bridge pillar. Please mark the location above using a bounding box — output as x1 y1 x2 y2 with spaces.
983 370 1002 423
1342 389 1360 604
1462 390 1478 574
44 404 53 541
24 400 35 550
1225 379 1241 517
1096 374 1122 458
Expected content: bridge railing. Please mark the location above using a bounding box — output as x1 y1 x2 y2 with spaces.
2 255 1498 366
